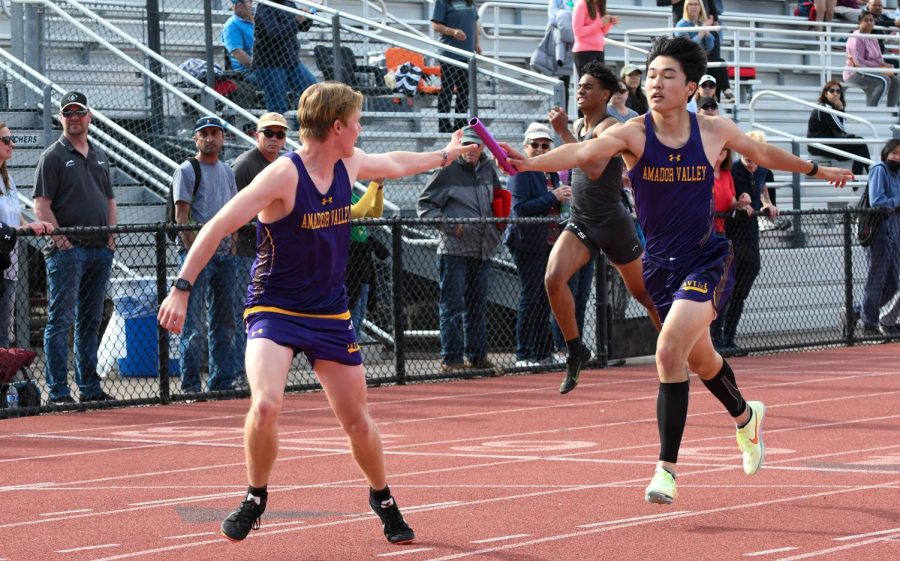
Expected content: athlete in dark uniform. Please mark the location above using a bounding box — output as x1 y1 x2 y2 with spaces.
546 62 660 395
159 82 478 544
505 36 852 504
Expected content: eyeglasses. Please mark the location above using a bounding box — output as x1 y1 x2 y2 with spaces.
0 136 12 146
529 142 551 150
616 88 628 94
260 129 286 139
61 109 89 118
826 88 842 94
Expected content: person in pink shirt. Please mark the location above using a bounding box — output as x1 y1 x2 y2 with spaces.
844 11 899 106
572 0 618 82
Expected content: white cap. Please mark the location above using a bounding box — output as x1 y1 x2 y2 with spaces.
699 74 717 86
523 122 553 142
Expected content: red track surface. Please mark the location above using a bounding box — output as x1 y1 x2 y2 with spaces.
2 345 900 561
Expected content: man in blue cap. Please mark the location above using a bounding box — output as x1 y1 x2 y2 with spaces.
173 115 240 395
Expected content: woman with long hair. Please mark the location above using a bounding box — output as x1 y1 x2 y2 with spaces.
674 0 734 101
0 122 54 347
844 11 900 107
572 0 618 83
807 80 871 176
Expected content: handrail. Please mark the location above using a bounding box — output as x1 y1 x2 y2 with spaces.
752 123 873 170
362 0 429 39
749 90 878 141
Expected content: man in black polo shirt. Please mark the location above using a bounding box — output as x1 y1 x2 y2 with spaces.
229 111 288 380
33 91 117 404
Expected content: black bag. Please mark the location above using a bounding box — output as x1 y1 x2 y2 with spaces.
298 16 313 32
856 186 885 247
166 158 201 242
656 0 673 6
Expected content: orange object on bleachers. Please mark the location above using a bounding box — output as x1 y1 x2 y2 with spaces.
385 47 442 95
727 66 757 80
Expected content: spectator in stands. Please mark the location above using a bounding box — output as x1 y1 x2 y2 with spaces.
431 0 481 133
670 0 719 23
867 0 900 68
223 0 254 74
697 94 720 116
813 0 838 26
572 1 619 82
174 115 239 394
252 0 317 116
0 123 53 347
608 79 639 123
504 123 570 367
417 126 502 372
547 0 575 109
712 145 749 237
835 0 863 22
713 130 779 356
807 80 872 176
621 63 649 114
845 11 900 107
860 138 900 337
675 0 734 101
348 180 389 343
695 74 720 106
34 91 116 404
230 112 287 382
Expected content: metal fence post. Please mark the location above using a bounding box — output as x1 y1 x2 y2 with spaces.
391 219 406 385
332 15 343 83
202 0 215 111
468 57 478 120
42 84 53 148
842 209 855 346
156 227 170 404
790 140 806 247
594 255 608 369
146 0 165 148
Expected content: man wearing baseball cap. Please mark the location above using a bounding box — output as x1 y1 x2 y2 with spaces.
173 114 240 395
33 90 117 404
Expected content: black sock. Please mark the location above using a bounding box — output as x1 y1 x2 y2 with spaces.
700 359 747 418
737 407 754 429
247 485 267 507
658 380 690 464
370 485 392 505
566 337 583 357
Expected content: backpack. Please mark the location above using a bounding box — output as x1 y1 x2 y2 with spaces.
855 184 886 247
166 158 201 242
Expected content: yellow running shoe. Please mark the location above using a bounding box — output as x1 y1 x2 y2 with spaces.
644 466 677 504
736 400 766 475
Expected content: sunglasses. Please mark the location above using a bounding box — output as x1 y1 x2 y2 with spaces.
826 88 842 94
529 142 551 150
616 88 627 94
700 83 716 88
260 129 286 139
0 136 12 146
62 109 89 118
700 105 717 110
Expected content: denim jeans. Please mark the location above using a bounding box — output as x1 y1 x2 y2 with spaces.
350 282 370 342
0 278 14 348
512 247 551 362
861 217 900 327
438 255 490 364
44 247 113 400
551 257 595 351
232 254 255 384
179 252 239 392
250 63 317 115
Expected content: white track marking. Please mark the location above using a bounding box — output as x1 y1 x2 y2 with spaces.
578 511 690 528
744 547 798 556
56 543 119 553
40 508 93 516
162 532 216 540
470 534 530 544
833 527 900 541
775 532 900 560
376 549 433 557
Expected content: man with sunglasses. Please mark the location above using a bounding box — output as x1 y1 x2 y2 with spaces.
33 91 116 405
173 115 240 396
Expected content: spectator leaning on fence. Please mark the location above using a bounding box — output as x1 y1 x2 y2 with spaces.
431 0 481 133
0 124 53 348
806 81 872 177
174 115 240 395
844 11 900 107
860 138 900 337
33 91 116 404
417 126 502 373
230 112 288 384
252 0 318 117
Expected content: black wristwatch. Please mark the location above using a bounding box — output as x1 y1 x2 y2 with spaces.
172 278 192 293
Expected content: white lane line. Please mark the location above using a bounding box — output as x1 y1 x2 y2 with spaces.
776 532 900 560
470 534 530 544
579 511 690 528
162 532 216 540
40 508 93 516
55 543 119 553
744 547 798 556
259 521 306 528
834 527 900 541
377 548 433 557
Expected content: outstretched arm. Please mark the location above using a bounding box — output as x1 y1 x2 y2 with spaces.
506 122 632 173
353 129 477 181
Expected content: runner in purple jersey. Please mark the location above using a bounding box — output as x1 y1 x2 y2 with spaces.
503 36 852 504
159 82 477 544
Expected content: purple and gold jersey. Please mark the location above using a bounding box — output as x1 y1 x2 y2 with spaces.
244 151 352 317
628 112 715 259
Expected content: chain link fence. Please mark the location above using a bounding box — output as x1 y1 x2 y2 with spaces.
1 209 897 418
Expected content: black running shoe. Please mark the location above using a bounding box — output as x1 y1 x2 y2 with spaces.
220 496 265 542
369 495 415 544
559 347 591 394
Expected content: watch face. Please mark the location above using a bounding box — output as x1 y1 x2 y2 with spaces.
174 279 191 291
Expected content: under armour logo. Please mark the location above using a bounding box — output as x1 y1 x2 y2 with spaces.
321 196 333 205
668 153 681 162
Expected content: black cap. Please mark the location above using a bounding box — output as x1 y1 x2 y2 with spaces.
193 115 227 133
698 96 718 110
60 91 88 110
